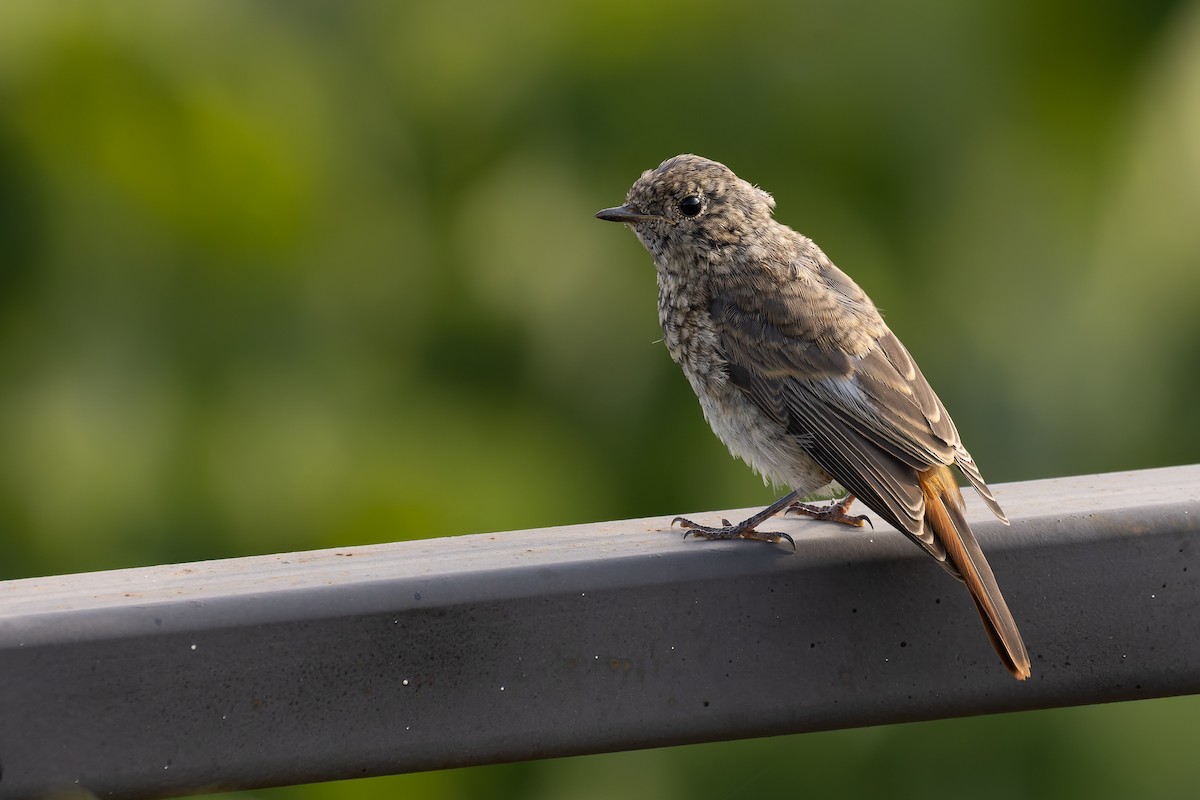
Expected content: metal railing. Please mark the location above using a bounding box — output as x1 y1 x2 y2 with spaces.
1 464 1197 799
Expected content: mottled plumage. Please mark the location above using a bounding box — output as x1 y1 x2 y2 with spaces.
596 154 1030 680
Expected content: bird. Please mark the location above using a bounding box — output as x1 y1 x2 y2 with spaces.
595 154 1030 680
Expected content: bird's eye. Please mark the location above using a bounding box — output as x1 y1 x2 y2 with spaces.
678 196 702 217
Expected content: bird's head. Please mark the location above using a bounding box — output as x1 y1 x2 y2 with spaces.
595 154 776 264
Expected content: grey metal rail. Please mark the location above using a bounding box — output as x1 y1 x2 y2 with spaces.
1 465 1197 799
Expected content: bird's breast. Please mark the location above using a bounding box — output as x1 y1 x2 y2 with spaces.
656 274 723 383
655 271 834 496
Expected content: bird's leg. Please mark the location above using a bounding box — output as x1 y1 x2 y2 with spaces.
673 491 799 551
787 493 871 528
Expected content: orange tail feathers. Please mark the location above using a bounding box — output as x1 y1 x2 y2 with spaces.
920 465 1031 680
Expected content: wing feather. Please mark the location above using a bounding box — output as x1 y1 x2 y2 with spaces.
712 278 1006 550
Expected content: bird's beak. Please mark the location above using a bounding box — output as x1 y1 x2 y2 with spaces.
595 205 654 223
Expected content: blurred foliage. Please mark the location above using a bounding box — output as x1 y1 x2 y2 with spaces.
1 0 1199 797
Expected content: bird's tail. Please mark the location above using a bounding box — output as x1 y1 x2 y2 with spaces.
920 465 1031 680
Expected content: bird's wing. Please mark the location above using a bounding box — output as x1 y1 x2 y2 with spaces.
710 281 1006 559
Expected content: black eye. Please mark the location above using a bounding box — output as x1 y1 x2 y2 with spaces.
678 196 702 217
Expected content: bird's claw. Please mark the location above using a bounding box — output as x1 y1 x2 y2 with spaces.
787 495 872 528
674 515 796 551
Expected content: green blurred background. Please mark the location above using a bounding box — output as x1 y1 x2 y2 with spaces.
2 0 1199 797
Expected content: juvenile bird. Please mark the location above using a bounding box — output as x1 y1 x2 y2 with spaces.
596 154 1030 680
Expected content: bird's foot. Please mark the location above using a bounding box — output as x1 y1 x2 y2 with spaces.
672 492 801 551
673 515 795 551
787 494 872 528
